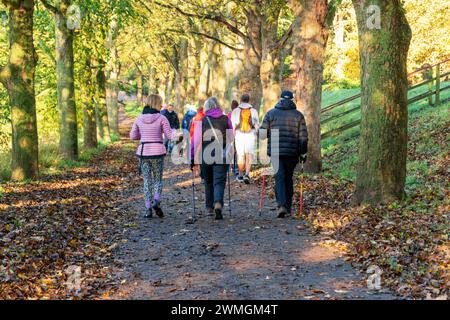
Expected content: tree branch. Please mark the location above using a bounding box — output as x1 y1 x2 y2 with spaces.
40 0 58 14
135 0 153 15
192 31 243 51
270 22 293 53
326 0 342 28
37 39 56 63
153 0 248 41
167 28 243 52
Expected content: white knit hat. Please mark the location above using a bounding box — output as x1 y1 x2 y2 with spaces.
186 104 197 112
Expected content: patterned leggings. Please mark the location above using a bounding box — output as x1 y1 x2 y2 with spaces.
142 157 164 203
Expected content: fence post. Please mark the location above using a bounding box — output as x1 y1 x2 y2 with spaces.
427 66 434 106
435 63 441 106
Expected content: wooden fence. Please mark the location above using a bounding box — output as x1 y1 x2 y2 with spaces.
320 58 450 140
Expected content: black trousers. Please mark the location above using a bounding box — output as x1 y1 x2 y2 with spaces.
201 164 229 209
274 156 299 211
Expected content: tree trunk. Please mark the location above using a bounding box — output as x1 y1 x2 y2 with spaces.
333 10 346 81
187 37 201 103
0 0 39 181
211 42 226 103
239 9 263 111
175 39 188 110
291 0 331 173
136 68 143 106
55 0 78 160
198 44 211 106
95 67 111 142
81 58 97 149
166 74 175 104
106 18 120 137
352 0 411 204
223 38 243 105
260 6 283 112
147 67 158 95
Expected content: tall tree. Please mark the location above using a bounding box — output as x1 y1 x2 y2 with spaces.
290 0 338 173
80 57 97 149
0 0 39 181
260 1 292 111
105 15 120 137
135 63 143 105
352 0 411 204
152 0 292 111
42 0 78 160
94 64 111 142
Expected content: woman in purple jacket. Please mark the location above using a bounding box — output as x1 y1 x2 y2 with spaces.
130 94 172 219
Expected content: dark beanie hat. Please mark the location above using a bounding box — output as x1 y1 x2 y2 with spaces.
281 90 294 100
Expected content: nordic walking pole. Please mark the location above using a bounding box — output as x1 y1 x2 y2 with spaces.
228 167 232 217
192 169 196 221
297 162 304 219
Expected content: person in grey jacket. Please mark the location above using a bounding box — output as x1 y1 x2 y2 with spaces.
259 90 308 218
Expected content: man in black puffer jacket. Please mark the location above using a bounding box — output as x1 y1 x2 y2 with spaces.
259 90 308 218
161 104 180 154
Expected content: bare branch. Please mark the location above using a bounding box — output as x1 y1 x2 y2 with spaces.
270 22 293 53
166 28 243 52
191 31 243 51
40 0 58 14
135 0 153 15
153 0 248 41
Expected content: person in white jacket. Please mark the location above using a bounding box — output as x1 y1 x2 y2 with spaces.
231 94 260 184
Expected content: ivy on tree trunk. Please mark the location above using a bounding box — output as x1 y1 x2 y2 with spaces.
81 57 98 149
352 0 412 204
0 0 39 181
53 0 78 160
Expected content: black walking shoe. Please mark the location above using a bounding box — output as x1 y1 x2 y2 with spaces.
143 208 153 219
243 174 251 184
153 201 164 218
277 207 288 218
214 203 223 220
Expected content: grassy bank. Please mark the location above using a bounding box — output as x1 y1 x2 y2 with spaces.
302 99 449 299
0 138 117 182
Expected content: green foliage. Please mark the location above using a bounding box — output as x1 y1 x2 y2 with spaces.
324 0 449 84
124 101 142 118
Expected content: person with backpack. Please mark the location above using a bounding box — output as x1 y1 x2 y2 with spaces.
259 90 308 218
130 94 173 219
231 94 259 184
189 105 205 177
161 104 180 155
191 97 233 220
182 104 197 135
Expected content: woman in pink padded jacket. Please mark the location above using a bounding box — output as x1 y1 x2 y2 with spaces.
130 94 172 219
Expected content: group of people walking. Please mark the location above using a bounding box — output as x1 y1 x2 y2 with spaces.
129 90 308 220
